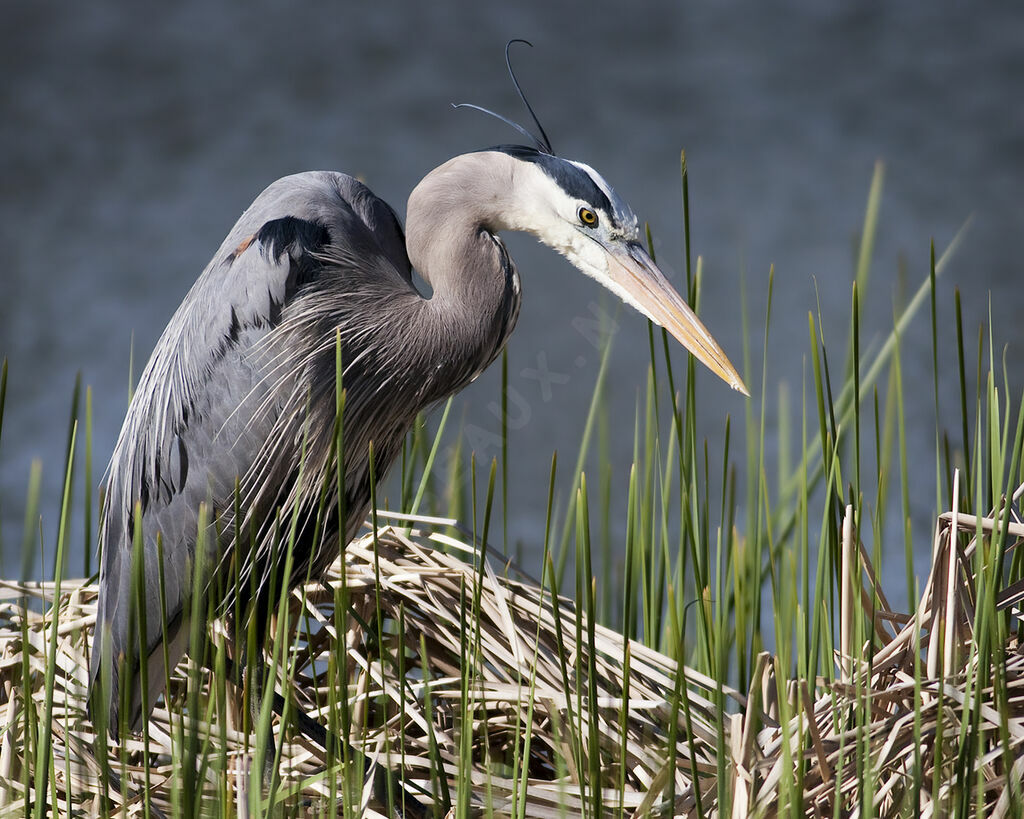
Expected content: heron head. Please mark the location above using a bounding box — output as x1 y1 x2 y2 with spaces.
491 146 748 395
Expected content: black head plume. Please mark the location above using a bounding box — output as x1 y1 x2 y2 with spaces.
453 39 555 155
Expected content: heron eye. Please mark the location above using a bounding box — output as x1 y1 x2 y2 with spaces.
578 207 599 227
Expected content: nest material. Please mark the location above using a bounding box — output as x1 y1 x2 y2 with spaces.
0 520 742 818
0 479 1022 817
731 477 1024 818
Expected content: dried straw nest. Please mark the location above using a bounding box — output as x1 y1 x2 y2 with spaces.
0 477 1022 817
734 476 1024 818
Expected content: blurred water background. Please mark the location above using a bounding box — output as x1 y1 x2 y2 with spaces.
2 3 1023 602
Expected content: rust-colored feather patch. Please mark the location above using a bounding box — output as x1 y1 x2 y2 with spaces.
232 234 256 257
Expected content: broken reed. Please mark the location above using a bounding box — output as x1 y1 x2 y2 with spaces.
2 486 1024 816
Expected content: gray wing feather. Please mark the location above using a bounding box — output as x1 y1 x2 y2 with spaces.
90 171 412 732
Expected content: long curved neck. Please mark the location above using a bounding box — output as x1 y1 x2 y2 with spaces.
405 152 524 397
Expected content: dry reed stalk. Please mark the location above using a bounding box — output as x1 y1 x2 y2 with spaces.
744 472 1024 817
0 474 1021 816
0 524 744 817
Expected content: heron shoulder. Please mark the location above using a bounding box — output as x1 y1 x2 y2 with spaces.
101 171 413 547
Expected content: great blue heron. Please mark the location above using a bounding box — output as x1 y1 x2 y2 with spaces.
89 139 746 737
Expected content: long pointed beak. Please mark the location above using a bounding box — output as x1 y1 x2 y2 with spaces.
606 242 748 395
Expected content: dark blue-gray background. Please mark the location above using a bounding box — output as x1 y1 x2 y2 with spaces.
2 3 1022 594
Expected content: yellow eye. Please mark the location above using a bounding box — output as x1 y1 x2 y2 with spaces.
578 207 598 227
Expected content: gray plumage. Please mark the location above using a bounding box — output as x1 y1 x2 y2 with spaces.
90 148 745 734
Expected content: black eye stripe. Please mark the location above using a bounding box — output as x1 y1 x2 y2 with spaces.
488 146 615 214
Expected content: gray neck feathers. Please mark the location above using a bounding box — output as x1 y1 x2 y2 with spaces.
404 152 523 396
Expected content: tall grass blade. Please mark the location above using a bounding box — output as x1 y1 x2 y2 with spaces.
31 424 75 819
